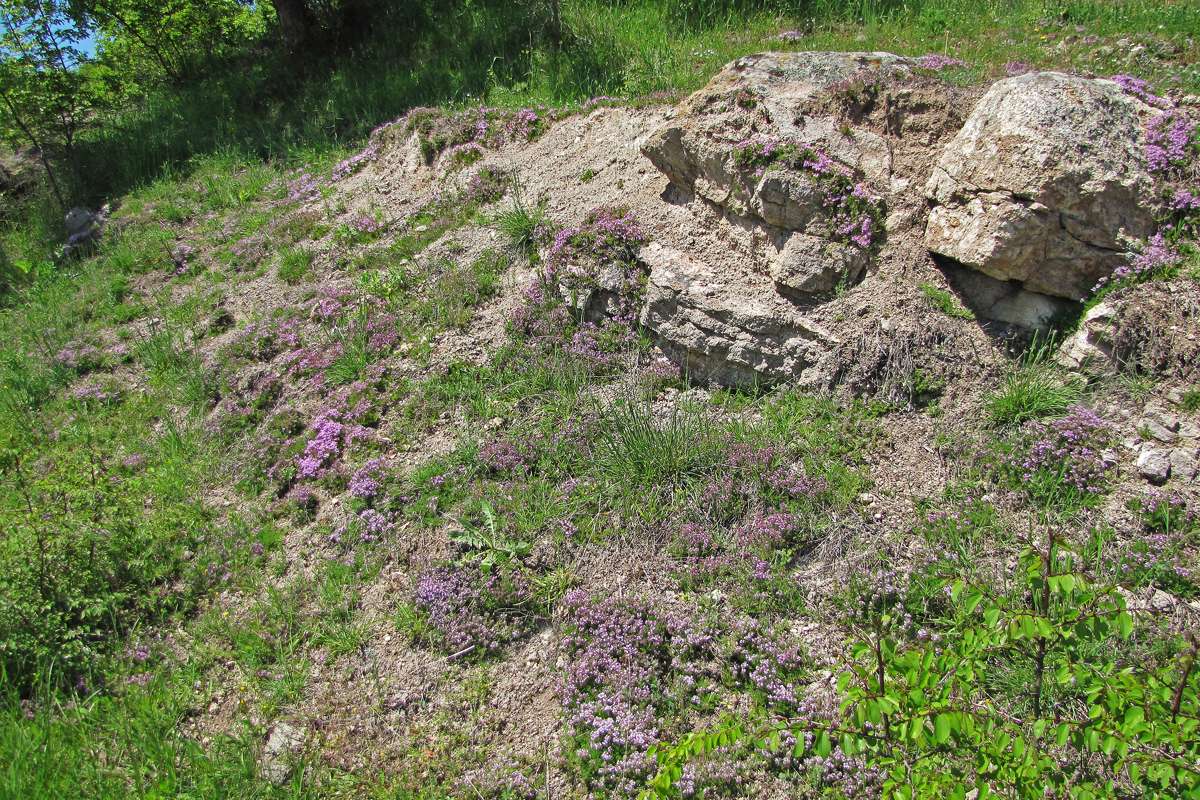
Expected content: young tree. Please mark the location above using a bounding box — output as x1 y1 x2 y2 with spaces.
74 0 269 86
0 0 99 208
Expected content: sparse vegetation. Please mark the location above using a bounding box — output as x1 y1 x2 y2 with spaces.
1 1 1199 798
276 246 313 285
986 366 1084 426
492 190 547 260
920 281 976 320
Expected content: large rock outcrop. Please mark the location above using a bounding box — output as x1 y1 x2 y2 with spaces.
643 51 914 199
636 52 923 385
925 72 1158 302
622 54 1172 387
642 52 912 296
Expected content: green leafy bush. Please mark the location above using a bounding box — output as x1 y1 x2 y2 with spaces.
0 423 212 692
646 537 1200 798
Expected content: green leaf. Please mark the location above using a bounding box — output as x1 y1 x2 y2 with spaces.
934 714 952 744
963 589 983 614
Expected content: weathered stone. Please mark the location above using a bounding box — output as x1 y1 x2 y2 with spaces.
643 52 913 201
941 261 1075 329
1057 302 1117 369
1140 408 1180 444
1143 407 1181 433
1169 447 1198 481
61 205 108 258
638 242 833 386
1141 419 1178 444
0 147 37 199
260 722 305 785
558 262 639 324
925 72 1157 302
1135 446 1172 484
771 234 868 294
751 170 827 231
642 52 909 295
64 208 96 241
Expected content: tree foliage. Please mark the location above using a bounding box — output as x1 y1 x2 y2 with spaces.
0 0 100 206
78 0 267 87
644 534 1200 798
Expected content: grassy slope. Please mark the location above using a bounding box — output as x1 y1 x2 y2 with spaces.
1 1 1199 798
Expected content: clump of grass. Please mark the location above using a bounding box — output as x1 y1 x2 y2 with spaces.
579 168 597 183
986 366 1083 427
277 246 314 285
492 188 546 261
595 402 722 487
920 282 975 320
1182 387 1200 412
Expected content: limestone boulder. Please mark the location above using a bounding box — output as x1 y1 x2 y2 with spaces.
925 72 1158 302
642 52 914 296
643 51 913 198
1057 302 1117 370
771 234 869 295
638 242 834 386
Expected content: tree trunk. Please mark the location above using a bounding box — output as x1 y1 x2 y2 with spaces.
271 0 313 52
548 0 563 45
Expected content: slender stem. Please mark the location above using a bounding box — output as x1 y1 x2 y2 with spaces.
1032 530 1054 719
1172 632 1199 721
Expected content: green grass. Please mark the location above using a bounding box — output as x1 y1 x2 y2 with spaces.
986 366 1084 426
920 282 976 321
492 194 547 260
0 1 1197 794
277 246 314 285
408 250 507 330
595 401 723 489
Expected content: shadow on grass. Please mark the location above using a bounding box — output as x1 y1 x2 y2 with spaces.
71 1 625 204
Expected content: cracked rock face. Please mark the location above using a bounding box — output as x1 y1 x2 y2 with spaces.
925 72 1157 302
633 52 922 386
643 51 914 196
642 52 912 296
638 242 834 386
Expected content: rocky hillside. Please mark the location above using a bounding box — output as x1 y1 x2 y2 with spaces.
3 51 1199 798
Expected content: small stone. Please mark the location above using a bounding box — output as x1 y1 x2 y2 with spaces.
260 721 304 786
1141 419 1179 444
1169 448 1198 481
1143 407 1180 432
1136 447 1172 484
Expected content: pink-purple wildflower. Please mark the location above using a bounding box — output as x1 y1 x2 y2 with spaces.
332 141 381 181
1112 74 1171 108
1015 405 1115 496
349 458 385 499
916 54 966 70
